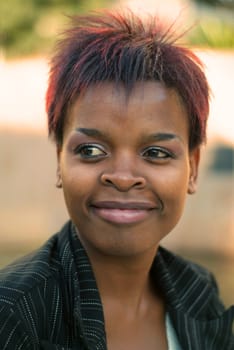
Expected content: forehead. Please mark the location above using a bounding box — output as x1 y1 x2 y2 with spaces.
65 81 188 133
78 81 171 105
75 81 181 108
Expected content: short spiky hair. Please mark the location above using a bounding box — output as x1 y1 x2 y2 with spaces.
46 10 210 149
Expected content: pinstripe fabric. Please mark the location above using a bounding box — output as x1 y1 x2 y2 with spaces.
166 314 182 349
0 221 233 349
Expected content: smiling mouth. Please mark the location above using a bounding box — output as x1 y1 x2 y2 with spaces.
91 201 158 225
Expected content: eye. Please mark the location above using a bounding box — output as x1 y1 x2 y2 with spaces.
142 146 173 160
74 144 107 159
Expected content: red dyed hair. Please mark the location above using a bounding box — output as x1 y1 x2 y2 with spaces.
46 10 210 149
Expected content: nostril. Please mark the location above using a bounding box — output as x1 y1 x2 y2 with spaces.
135 181 144 188
100 173 146 191
100 174 115 187
103 178 113 185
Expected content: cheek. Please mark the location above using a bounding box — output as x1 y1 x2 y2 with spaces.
60 163 98 209
151 165 190 208
150 167 190 238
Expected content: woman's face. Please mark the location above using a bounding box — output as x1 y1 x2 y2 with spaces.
58 82 199 258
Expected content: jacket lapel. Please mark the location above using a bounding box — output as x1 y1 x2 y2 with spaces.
69 224 107 350
153 247 234 350
169 307 234 350
64 222 233 350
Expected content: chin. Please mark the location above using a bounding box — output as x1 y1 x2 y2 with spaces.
86 231 161 259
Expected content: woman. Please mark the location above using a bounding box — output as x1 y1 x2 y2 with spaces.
0 10 233 350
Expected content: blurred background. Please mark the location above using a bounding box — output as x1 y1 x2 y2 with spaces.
0 0 233 306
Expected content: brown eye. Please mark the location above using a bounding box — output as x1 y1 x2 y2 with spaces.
142 147 172 160
74 144 106 159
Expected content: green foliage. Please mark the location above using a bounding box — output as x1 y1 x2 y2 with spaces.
193 0 234 8
187 11 234 48
0 0 112 58
1 0 234 58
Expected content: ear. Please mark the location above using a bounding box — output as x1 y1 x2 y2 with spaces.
56 145 62 189
188 147 200 195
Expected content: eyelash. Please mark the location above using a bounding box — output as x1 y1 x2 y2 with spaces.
73 144 174 161
141 146 174 160
73 144 107 159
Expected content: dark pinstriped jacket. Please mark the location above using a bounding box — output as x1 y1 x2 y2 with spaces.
0 221 233 349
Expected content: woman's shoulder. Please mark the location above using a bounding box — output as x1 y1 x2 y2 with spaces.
157 246 218 286
0 221 82 349
154 246 229 318
0 222 72 308
155 247 234 349
0 239 55 304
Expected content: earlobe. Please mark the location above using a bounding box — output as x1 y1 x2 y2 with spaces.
188 176 197 194
188 147 200 195
56 145 62 189
56 166 62 189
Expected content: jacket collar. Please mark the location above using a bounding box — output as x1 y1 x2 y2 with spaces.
69 223 107 350
152 247 234 350
60 222 233 350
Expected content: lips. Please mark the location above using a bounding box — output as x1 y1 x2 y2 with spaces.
91 201 159 225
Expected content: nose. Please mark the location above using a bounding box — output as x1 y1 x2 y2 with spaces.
100 158 146 192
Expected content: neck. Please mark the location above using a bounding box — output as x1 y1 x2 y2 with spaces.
86 246 160 316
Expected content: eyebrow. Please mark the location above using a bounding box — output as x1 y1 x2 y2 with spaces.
76 128 181 143
76 128 107 138
146 133 180 142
